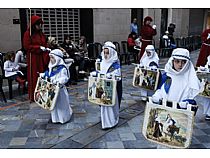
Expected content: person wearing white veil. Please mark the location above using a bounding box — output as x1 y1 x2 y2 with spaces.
152 48 201 110
41 49 73 124
140 45 159 68
139 45 159 100
91 41 122 129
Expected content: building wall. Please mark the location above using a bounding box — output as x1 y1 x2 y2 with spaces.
0 8 207 53
207 10 210 28
0 9 21 52
141 8 204 48
189 9 205 35
204 9 210 30
143 8 161 47
171 9 190 38
93 9 131 44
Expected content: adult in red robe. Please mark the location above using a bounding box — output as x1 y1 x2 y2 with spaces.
138 16 157 61
23 15 49 101
196 27 210 67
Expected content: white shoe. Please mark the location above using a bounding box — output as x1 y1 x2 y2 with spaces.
205 115 210 121
141 97 147 101
79 70 86 74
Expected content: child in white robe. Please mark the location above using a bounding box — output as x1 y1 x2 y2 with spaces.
41 49 73 124
139 45 159 100
152 48 200 110
90 41 122 129
152 48 201 148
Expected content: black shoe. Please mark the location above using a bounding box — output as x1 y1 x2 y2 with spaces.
48 119 53 123
191 105 198 116
205 115 210 121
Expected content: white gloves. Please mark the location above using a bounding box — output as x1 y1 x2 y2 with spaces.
207 33 210 40
40 46 46 51
106 73 112 79
39 73 45 78
152 25 157 29
40 46 51 52
150 65 158 70
199 66 207 71
96 59 101 62
151 96 161 104
162 35 169 39
46 48 51 51
90 71 97 77
179 101 188 109
64 58 74 64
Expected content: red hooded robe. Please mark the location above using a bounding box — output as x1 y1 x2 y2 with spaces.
23 15 49 101
196 28 210 67
139 16 157 61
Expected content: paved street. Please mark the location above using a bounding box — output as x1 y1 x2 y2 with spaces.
1 49 210 149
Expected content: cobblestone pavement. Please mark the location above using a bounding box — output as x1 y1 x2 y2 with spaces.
1 49 210 149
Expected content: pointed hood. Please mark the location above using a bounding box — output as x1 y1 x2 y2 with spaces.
31 15 43 26
143 16 153 25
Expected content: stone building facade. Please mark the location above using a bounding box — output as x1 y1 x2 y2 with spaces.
0 8 209 52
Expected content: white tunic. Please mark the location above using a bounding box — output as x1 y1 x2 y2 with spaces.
195 96 210 116
152 48 201 106
139 45 159 99
4 60 23 77
100 66 121 129
50 67 73 124
100 41 121 129
101 93 119 128
44 49 73 124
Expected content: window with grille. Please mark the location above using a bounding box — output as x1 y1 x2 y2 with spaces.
26 8 80 44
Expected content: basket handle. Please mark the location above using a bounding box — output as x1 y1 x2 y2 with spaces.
162 99 178 109
187 103 192 111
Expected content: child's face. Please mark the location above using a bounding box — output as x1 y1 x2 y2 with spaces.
173 58 187 72
146 50 152 57
65 38 70 44
49 55 56 65
79 38 84 45
10 55 15 62
104 48 110 60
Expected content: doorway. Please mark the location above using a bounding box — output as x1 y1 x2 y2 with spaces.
131 9 143 36
80 9 93 43
160 9 168 37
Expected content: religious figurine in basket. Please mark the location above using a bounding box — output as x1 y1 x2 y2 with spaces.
90 41 122 129
152 48 200 112
40 49 73 124
139 45 159 101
